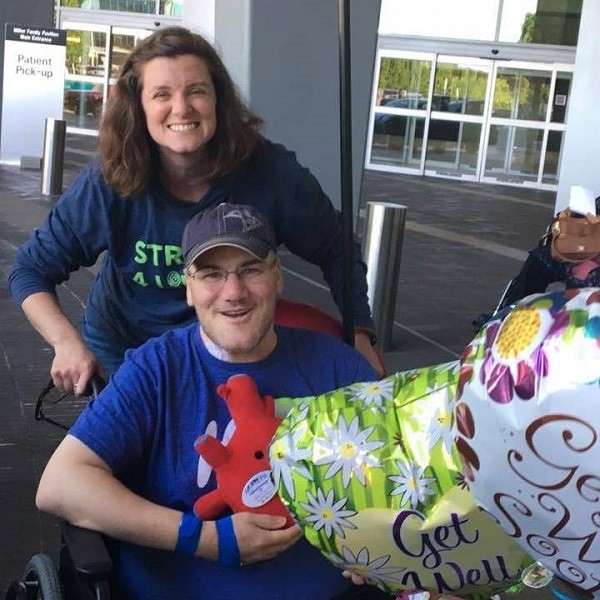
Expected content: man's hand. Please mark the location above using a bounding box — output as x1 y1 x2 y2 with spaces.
342 573 462 600
232 513 302 565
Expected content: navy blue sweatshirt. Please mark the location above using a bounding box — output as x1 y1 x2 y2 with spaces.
9 140 372 366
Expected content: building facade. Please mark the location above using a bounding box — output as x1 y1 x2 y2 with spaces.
366 0 581 194
1 0 599 205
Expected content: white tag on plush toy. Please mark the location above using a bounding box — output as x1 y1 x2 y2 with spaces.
569 185 596 215
242 470 277 507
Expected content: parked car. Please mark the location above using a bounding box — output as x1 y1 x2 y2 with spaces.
64 82 104 116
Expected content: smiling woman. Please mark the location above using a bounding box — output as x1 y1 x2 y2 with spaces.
8 25 380 397
140 55 217 165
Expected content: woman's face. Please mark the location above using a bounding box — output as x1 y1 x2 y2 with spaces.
140 54 217 159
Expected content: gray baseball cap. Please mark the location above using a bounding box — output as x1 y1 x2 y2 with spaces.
182 203 277 268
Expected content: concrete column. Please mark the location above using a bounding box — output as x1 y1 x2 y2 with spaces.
556 0 600 210
183 0 381 220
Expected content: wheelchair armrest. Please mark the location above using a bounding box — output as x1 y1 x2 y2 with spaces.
59 519 113 580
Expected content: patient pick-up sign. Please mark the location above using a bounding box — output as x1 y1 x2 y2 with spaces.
0 24 66 165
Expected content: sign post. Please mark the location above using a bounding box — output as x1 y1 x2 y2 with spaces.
0 24 66 165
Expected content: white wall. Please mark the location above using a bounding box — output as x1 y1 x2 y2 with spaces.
182 0 215 39
184 0 381 218
556 0 600 210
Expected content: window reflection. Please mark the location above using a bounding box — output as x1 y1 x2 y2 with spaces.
433 60 488 116
160 0 182 16
66 30 107 76
499 0 582 46
376 58 431 108
110 31 150 77
60 0 182 15
543 130 563 183
426 121 480 176
485 125 542 183
378 0 581 47
63 82 104 130
492 68 550 121
371 114 424 168
61 0 158 13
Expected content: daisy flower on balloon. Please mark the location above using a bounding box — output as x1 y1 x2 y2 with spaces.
426 402 455 456
409 386 456 456
299 487 357 538
286 398 311 427
313 415 384 488
350 377 395 412
389 460 437 509
270 426 313 498
327 546 407 587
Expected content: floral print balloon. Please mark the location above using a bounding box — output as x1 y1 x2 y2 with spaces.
270 363 530 598
455 288 600 598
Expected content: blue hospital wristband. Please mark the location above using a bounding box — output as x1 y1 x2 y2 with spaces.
175 512 203 556
216 515 241 567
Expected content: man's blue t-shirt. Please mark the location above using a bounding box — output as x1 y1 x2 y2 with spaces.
69 324 377 600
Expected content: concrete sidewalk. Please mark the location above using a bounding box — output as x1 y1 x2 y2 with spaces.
0 138 557 597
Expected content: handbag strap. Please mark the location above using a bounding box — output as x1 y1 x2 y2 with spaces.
550 236 586 263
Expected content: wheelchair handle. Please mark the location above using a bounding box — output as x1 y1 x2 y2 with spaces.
89 374 107 399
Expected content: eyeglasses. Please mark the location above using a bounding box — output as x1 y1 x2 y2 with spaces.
187 258 276 291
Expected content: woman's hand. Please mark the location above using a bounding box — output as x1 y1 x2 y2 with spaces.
21 292 106 396
52 338 106 396
354 331 386 377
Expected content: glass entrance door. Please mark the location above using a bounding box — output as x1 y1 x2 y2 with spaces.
366 51 573 190
424 56 491 180
369 51 434 171
60 21 152 134
63 23 109 132
481 62 571 187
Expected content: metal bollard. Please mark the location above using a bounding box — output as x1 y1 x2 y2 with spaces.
361 201 407 351
41 117 67 196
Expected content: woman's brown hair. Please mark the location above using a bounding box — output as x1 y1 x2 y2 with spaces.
98 26 264 197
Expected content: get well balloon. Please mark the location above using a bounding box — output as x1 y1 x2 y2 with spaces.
455 288 600 597
270 363 530 598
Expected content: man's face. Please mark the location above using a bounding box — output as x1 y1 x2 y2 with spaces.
185 246 283 362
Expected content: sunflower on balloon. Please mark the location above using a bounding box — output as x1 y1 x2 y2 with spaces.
459 291 579 405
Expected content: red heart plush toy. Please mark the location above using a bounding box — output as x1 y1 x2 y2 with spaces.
193 374 294 527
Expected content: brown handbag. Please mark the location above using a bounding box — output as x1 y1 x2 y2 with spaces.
550 209 600 263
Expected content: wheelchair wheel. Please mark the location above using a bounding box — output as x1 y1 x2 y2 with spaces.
22 553 64 600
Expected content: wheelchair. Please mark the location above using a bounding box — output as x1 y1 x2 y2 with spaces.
4 373 112 600
472 199 600 334
4 299 386 600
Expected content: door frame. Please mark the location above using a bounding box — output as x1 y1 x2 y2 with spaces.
366 46 574 191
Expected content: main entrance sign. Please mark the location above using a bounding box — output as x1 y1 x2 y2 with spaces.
0 24 66 165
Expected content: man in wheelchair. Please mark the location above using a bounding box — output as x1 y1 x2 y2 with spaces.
35 203 381 600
